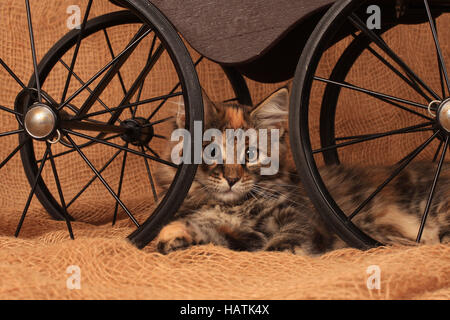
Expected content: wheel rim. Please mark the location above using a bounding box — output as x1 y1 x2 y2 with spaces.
0 1 210 245
290 0 450 248
0 2 250 246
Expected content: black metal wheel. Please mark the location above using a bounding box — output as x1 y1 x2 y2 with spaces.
290 0 450 249
18 7 250 224
0 0 217 249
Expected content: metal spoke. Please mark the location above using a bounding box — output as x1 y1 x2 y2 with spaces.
113 144 128 226
424 0 450 93
15 144 50 237
223 97 240 103
133 34 157 117
36 134 122 163
72 91 183 121
60 0 93 104
433 140 443 162
0 58 26 89
59 27 151 111
433 18 447 98
349 13 441 101
60 119 128 135
335 127 431 141
371 94 432 121
73 25 151 116
64 133 140 227
25 0 42 102
194 56 205 67
103 28 127 97
140 146 158 202
437 50 447 98
153 134 167 141
0 138 29 170
348 131 440 220
0 129 24 138
145 116 174 127
0 104 24 117
350 32 432 102
59 59 122 123
104 44 165 125
416 135 448 243
47 144 74 239
63 129 178 168
313 122 433 154
146 55 204 122
314 76 429 111
144 145 160 158
66 148 123 209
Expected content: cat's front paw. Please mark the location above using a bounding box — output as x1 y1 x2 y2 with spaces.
265 236 300 254
440 232 450 244
156 221 194 254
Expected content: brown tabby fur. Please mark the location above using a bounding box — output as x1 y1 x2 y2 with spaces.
155 88 450 256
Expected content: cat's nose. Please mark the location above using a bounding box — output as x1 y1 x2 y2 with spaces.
226 177 239 187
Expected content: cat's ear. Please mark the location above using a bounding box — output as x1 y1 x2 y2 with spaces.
174 89 218 128
202 88 219 125
173 95 186 128
251 87 289 130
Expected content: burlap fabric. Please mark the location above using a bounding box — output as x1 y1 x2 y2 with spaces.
0 1 448 299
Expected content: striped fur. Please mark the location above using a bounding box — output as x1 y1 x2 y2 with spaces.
156 88 450 255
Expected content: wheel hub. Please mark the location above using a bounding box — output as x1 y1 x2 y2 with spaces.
24 103 57 140
120 117 154 146
437 99 450 133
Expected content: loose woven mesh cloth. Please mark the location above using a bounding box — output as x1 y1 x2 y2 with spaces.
0 0 448 299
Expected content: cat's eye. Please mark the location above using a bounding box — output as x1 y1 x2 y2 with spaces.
245 147 259 163
203 143 221 164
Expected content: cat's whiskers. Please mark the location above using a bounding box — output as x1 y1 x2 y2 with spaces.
258 181 303 190
248 190 258 201
253 184 310 210
190 185 210 204
251 186 279 201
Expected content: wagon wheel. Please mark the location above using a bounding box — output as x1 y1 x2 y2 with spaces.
320 30 389 165
290 0 450 248
19 6 250 226
0 0 216 249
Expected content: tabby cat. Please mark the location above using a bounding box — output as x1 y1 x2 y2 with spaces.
155 87 450 255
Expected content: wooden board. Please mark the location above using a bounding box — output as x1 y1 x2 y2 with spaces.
150 0 334 65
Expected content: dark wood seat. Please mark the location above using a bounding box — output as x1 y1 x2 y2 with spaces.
110 1 447 82
110 0 333 82
150 0 334 82
150 0 333 64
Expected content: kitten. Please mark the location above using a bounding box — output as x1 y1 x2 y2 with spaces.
155 88 450 255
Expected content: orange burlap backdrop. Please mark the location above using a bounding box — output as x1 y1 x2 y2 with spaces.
0 1 448 299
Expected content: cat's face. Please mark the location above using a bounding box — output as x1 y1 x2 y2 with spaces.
177 88 289 203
